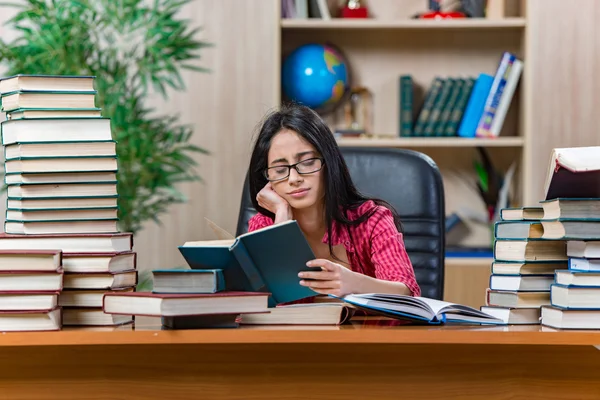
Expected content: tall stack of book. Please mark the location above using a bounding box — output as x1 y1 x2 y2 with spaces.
0 74 136 330
480 205 568 325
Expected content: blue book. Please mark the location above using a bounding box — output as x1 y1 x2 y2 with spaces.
178 220 316 306
151 269 225 294
457 73 493 138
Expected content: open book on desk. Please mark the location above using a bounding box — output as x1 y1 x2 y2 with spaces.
178 220 316 306
338 293 505 325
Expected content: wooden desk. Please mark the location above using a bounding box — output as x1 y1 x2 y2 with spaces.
1 317 600 399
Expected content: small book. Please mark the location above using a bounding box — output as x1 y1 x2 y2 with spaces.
491 261 566 276
485 289 551 308
0 250 61 271
58 288 134 308
337 293 504 325
0 232 133 253
0 269 64 292
62 307 133 326
1 118 112 145
0 291 59 311
500 206 544 221
494 221 543 240
5 218 119 235
1 90 97 112
489 274 553 292
4 141 116 159
541 218 600 240
479 306 541 325
7 196 118 210
0 74 95 93
179 220 316 305
494 239 567 262
4 171 117 185
550 284 600 309
239 303 354 325
62 251 136 273
161 313 240 329
102 291 270 317
152 269 225 294
543 146 600 200
541 305 600 330
63 270 137 290
6 207 118 222
0 307 61 331
540 198 600 220
7 108 102 120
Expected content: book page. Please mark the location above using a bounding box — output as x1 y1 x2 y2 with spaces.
182 239 234 247
204 217 235 240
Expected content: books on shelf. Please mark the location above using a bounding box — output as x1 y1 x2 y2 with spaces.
0 73 137 330
395 51 522 139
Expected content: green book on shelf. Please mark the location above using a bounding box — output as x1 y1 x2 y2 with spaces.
398 75 413 137
423 78 454 137
412 77 443 137
443 77 475 136
435 78 464 136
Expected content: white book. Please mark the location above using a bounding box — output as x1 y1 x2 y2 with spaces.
489 59 523 136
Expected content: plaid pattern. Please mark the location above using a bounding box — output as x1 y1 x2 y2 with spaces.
248 200 421 297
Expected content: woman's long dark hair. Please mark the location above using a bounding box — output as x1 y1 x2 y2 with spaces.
248 103 403 258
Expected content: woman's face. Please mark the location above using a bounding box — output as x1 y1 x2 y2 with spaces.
266 129 325 210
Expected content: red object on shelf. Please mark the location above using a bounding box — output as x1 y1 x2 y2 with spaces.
340 0 369 18
419 11 467 19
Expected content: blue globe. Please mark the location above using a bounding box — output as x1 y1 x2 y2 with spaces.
282 43 350 110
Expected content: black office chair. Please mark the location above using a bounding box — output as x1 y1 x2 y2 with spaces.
235 147 445 299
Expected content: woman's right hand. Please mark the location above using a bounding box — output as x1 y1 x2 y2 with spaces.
257 182 293 222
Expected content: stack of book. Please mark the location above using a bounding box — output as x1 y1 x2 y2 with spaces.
539 198 600 329
102 268 270 329
0 74 136 329
480 204 568 325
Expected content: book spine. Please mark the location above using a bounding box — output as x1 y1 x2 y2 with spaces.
229 239 266 293
489 59 523 136
475 52 517 137
437 78 464 136
423 78 454 137
447 77 476 137
457 74 491 137
413 77 443 137
399 75 413 137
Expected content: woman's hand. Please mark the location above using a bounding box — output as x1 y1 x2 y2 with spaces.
298 259 361 297
256 182 292 223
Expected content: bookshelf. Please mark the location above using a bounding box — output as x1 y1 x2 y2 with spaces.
276 0 530 249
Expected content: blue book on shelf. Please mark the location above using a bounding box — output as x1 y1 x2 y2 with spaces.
178 220 316 306
457 73 493 138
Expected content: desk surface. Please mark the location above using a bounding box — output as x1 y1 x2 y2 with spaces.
2 317 600 347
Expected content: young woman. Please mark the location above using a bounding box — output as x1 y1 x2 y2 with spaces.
246 103 420 299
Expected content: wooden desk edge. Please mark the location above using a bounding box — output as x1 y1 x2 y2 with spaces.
2 327 600 347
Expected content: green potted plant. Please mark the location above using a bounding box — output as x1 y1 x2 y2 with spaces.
0 0 211 235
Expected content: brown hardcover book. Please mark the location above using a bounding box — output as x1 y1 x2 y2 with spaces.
103 291 270 317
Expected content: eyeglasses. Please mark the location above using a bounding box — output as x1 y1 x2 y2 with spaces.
264 157 324 182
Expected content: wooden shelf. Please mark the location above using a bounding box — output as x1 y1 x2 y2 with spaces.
335 137 525 148
281 18 526 30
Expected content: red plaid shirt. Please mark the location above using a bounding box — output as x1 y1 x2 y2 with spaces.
248 200 421 298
